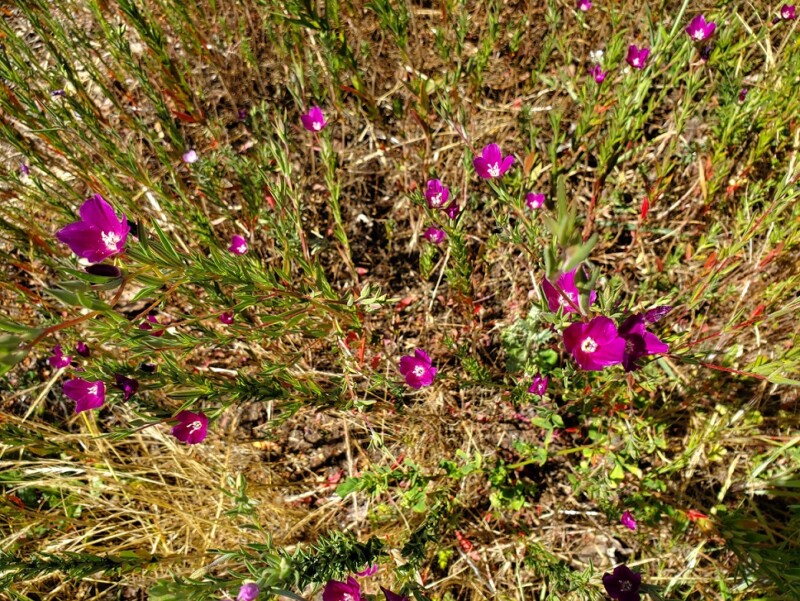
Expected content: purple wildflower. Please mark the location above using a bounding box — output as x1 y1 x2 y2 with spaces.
48 345 72 369
20 163 30 176
56 194 130 264
322 577 361 601
589 64 608 83
229 234 248 255
525 193 545 210
644 305 672 324
220 311 234 324
577 0 592 11
182 149 198 164
237 582 260 601
113 374 139 401
444 202 460 219
171 410 209 445
620 510 638 531
380 588 408 601
618 314 669 372
51 89 65 97
356 564 378 577
473 143 515 179
738 88 749 103
626 45 650 70
686 15 716 41
139 315 165 337
424 179 450 208
423 227 446 244
75 341 90 357
541 268 596 314
563 316 626 371
528 374 549 397
781 4 797 20
63 378 105 413
602 565 642 601
399 349 437 389
238 108 248 121
300 106 326 132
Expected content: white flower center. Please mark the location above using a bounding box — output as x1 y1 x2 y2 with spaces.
488 162 500 177
632 57 641 66
101 231 121 251
430 193 442 207
187 420 203 433
692 30 703 40
87 385 98 395
313 121 323 131
412 365 425 376
620 581 633 592
580 337 598 353
236 244 247 253
559 292 575 307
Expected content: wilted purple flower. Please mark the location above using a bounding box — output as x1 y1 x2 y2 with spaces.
699 44 713 62
182 149 198 164
20 163 30 176
75 341 90 357
229 234 248 255
171 410 209 444
139 315 165 337
220 311 234 324
686 15 716 41
356 564 377 577
473 143 515 179
528 374 549 397
644 305 672 324
738 88 749 103
322 577 361 601
48 345 72 369
589 64 608 83
781 4 797 20
140 362 157 373
541 268 596 314
380 588 407 601
525 193 545 210
577 0 592 11
563 316 626 371
56 194 130 264
113 374 139 401
238 108 248 121
444 202 460 219
602 565 642 601
51 89 65 97
63 378 105 413
399 349 437 389
85 263 122 278
301 106 326 132
423 227 446 244
424 179 450 208
626 45 650 70
620 510 638 531
237 582 260 601
618 314 669 372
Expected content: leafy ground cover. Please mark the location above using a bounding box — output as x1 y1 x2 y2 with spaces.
0 0 799 599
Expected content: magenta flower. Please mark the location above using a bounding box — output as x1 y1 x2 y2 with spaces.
738 88 749 103
220 311 234 324
356 564 377 577
781 4 797 20
626 45 650 70
563 316 626 371
20 163 30 176
399 349 437 389
541 268 596 314
589 64 608 83
75 341 90 357
618 314 669 372
473 143 515 179
139 315 165 337
685 15 716 41
444 202 460 219
528 374 549 397
63 378 105 413
602 565 642 601
48 345 72 369
171 410 209 445
237 582 260 601
182 149 198 164
380 588 408 601
620 510 638 531
322 577 361 601
424 179 450 208
301 106 326 132
229 234 248 255
56 194 130 264
577 0 592 11
525 193 545 210
423 227 446 244
113 374 139 401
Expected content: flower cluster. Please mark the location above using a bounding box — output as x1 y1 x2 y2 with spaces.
322 571 406 601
